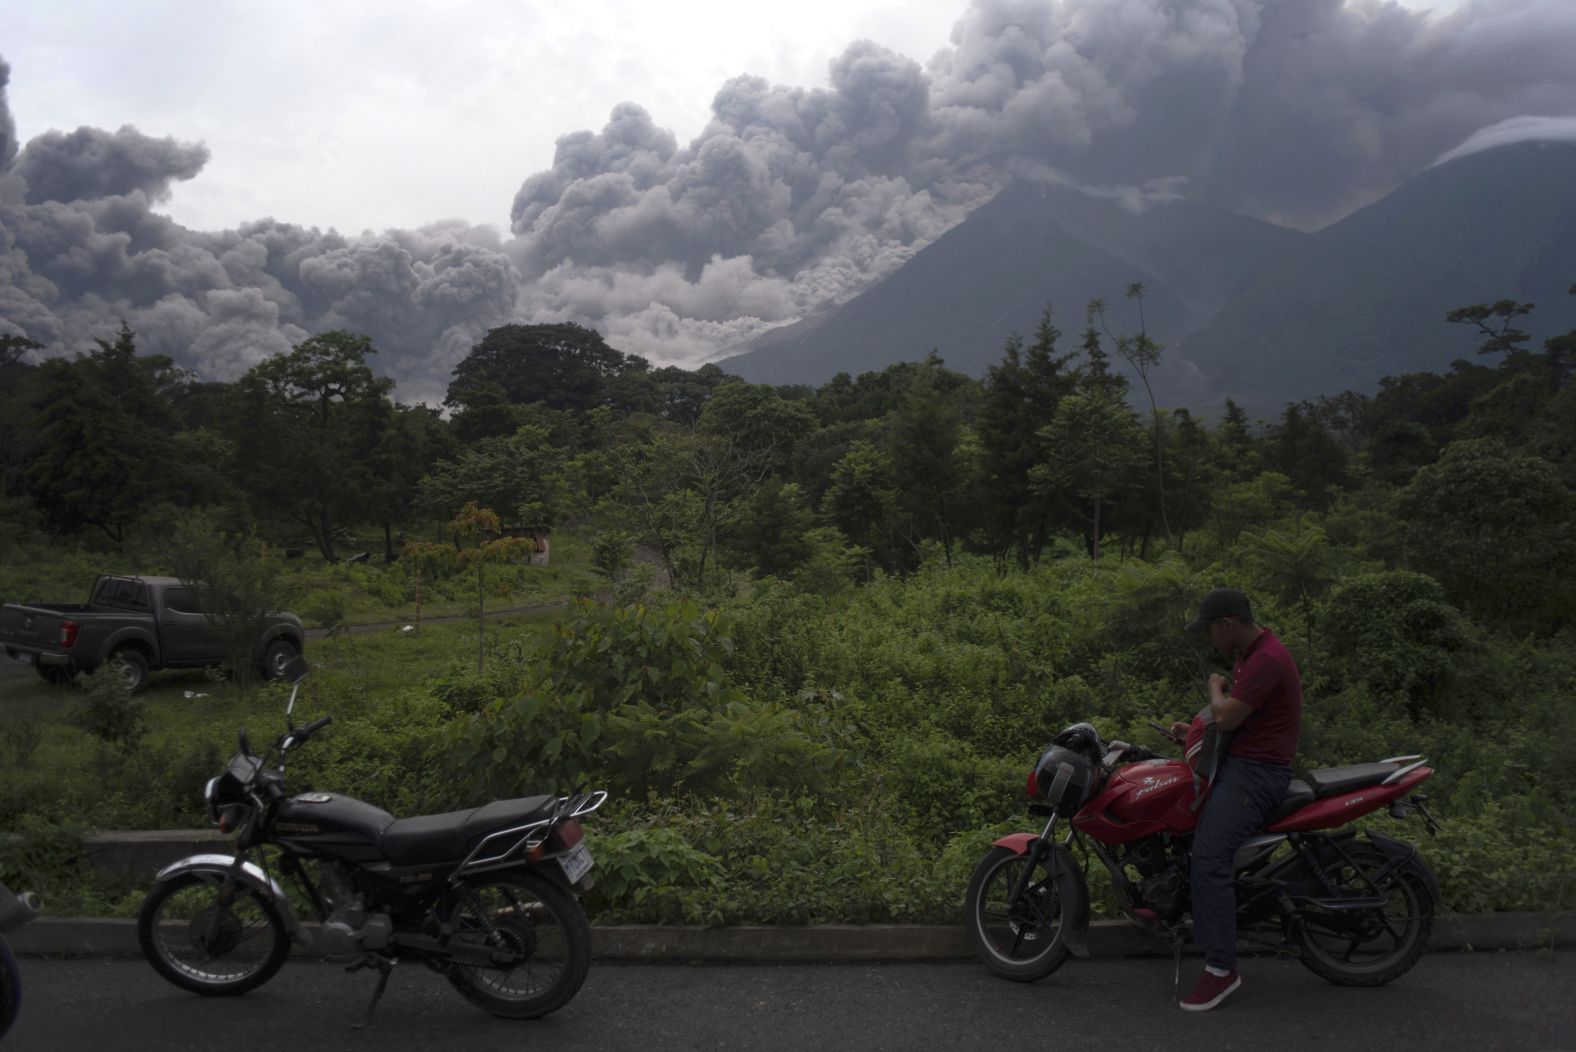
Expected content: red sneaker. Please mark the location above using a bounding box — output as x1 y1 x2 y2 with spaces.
1180 969 1241 1012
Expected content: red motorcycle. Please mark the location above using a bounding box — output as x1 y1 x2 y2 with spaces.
965 721 1441 987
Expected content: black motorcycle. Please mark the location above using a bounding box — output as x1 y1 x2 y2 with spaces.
137 657 606 1025
1 881 42 1038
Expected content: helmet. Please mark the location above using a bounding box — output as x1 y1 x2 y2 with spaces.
1028 724 1103 815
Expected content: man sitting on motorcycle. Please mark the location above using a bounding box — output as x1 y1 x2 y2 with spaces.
1173 587 1303 1012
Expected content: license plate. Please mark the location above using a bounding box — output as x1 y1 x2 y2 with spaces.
558 842 593 884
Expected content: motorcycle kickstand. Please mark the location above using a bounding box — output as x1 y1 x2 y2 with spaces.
346 955 396 1030
1170 934 1184 1002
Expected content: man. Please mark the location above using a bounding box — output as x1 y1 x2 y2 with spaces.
1174 587 1302 1012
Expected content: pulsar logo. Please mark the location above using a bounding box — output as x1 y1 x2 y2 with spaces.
1344 796 1367 808
1133 776 1181 800
274 822 321 834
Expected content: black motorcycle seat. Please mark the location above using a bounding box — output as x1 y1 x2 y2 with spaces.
380 795 558 866
1304 762 1399 798
1263 779 1316 825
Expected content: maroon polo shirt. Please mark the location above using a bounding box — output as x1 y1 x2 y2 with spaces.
1228 629 1302 766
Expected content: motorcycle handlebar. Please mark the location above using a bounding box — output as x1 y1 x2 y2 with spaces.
299 715 333 738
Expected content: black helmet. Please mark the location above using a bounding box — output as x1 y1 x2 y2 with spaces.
1033 737 1096 818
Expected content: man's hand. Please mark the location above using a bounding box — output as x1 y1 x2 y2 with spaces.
1169 720 1190 739
1209 673 1230 700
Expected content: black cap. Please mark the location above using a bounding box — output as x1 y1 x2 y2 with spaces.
1185 588 1253 634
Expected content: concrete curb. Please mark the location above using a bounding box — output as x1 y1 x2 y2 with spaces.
9 912 1567 961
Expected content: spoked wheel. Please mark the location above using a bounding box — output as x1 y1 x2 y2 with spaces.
444 869 591 1019
965 846 1073 981
137 873 291 995
1297 842 1435 986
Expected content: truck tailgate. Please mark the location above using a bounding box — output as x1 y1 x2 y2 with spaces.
0 603 76 650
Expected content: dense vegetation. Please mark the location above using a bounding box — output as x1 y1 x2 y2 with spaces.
2 287 1574 923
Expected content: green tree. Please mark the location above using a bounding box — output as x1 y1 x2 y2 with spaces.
730 480 817 578
1446 298 1536 357
416 424 565 533
1322 571 1475 718
20 325 183 541
1030 391 1146 560
1265 402 1350 510
1242 517 1338 666
823 439 903 574
977 309 1078 568
445 502 535 673
1396 438 1576 629
445 323 642 426
887 356 973 565
1091 286 1171 545
230 331 395 561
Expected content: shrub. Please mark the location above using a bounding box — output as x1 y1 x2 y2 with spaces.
71 666 147 753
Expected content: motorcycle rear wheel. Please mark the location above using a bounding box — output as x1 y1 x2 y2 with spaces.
137 873 291 995
965 846 1073 981
1296 841 1434 986
444 869 591 1019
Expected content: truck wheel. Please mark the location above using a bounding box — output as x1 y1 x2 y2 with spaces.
108 649 150 693
259 640 299 681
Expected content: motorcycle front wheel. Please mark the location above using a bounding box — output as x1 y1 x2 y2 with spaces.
444 869 592 1019
1296 841 1435 986
0 935 20 1038
965 846 1074 981
137 872 291 995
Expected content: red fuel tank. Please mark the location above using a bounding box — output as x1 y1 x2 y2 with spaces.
1071 759 1201 843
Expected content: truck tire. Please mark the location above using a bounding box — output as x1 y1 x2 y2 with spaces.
259 639 300 681
108 648 150 693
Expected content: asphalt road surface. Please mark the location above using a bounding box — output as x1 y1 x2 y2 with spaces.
6 952 1573 1052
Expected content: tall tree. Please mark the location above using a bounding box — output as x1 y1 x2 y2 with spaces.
1397 438 1576 629
887 355 972 565
230 331 394 561
20 325 182 541
445 323 642 427
977 309 1078 569
1091 285 1172 546
1030 391 1146 560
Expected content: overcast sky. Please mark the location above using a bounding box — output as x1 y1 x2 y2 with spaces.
1 0 1462 235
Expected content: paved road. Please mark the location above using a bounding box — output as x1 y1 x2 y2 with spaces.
7 953 1573 1051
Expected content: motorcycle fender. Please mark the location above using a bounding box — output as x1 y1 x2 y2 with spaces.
989 835 1091 959
154 854 299 935
1363 831 1441 904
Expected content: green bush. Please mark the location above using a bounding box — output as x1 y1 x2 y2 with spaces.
71 666 148 754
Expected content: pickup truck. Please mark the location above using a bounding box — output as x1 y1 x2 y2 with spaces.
0 575 305 692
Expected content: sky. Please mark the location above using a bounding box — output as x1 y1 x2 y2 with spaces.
1 0 1463 235
3 0 1572 405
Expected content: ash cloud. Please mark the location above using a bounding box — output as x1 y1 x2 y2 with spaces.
0 81 519 402
2 0 1575 393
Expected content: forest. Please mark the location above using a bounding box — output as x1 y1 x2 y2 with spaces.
1 284 1574 923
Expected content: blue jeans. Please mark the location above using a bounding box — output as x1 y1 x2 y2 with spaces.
1190 754 1293 971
